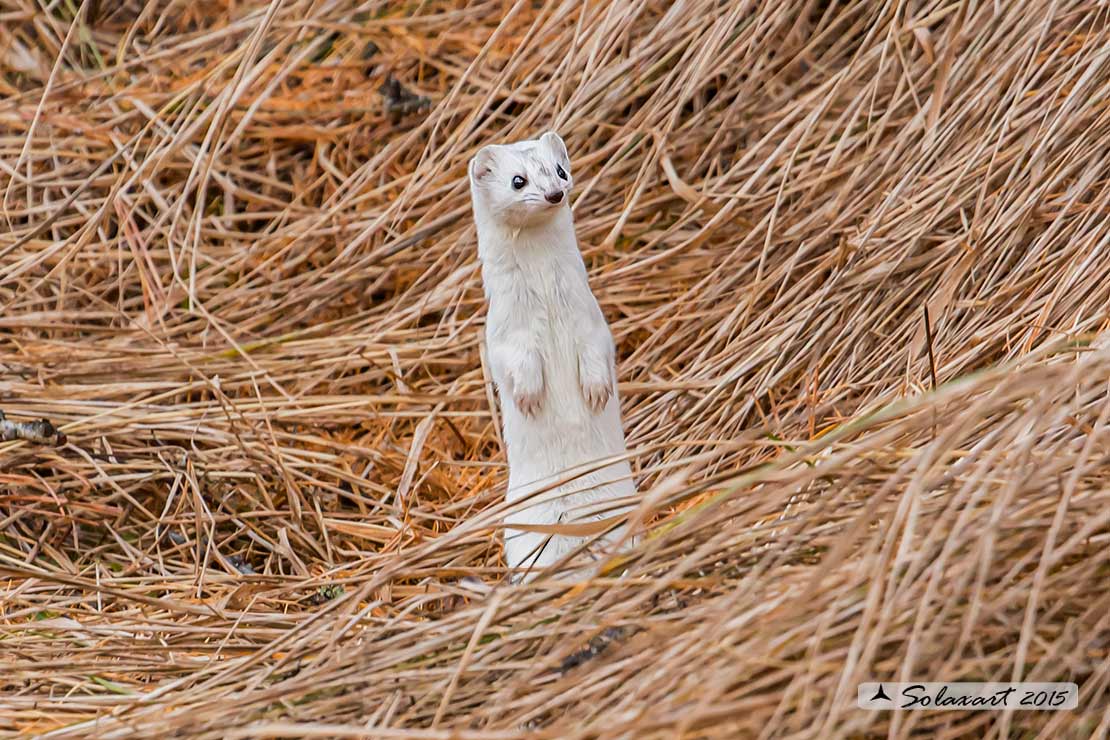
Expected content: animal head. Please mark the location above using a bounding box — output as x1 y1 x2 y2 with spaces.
468 131 573 228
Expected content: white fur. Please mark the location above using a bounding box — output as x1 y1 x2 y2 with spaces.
468 132 637 581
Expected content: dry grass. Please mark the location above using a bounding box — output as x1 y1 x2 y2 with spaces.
2 0 1110 737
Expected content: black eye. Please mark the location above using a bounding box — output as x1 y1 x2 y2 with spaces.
556 164 568 180
511 175 527 190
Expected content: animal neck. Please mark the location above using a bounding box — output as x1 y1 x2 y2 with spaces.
476 207 578 264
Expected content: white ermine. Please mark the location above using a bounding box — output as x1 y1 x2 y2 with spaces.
468 131 637 581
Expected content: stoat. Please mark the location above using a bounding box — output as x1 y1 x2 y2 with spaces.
468 131 637 581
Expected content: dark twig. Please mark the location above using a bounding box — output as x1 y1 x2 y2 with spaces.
380 75 431 121
558 626 632 673
924 305 939 438
923 305 939 392
0 410 67 446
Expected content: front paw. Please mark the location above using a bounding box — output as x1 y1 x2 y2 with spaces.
514 388 544 417
581 377 612 413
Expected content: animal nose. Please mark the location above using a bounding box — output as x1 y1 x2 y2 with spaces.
544 190 564 204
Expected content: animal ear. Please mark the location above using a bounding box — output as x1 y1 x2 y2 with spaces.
539 131 569 164
469 146 497 183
